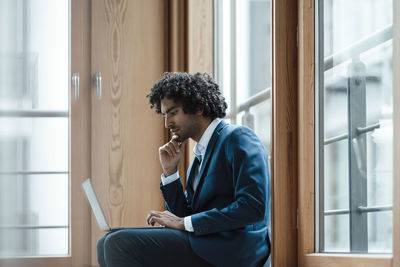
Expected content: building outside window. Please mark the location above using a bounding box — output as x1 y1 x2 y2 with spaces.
214 0 272 153
316 0 393 253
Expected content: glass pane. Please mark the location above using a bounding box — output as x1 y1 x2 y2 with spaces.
0 118 68 172
325 214 350 252
0 174 68 226
215 0 271 152
324 140 349 211
368 211 392 253
0 0 69 111
317 0 393 253
237 100 271 153
0 0 69 257
0 228 68 257
236 0 271 104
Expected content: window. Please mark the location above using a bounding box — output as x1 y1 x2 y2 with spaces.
0 0 69 256
316 0 393 253
214 0 272 152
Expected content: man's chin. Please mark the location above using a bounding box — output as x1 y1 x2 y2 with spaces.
175 135 187 143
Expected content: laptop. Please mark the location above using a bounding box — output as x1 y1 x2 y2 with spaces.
82 178 164 231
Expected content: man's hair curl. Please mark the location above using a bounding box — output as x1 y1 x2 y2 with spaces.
147 72 227 120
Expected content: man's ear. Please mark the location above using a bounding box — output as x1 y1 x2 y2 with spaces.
196 108 204 116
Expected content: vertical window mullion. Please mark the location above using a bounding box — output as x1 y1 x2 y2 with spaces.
230 0 237 124
347 59 368 252
316 0 325 253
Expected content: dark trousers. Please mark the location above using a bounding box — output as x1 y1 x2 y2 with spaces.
97 228 215 267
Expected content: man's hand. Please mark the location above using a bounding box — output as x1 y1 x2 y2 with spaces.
146 210 185 230
159 135 185 176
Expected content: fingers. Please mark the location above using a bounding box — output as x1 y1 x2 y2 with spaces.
159 137 182 156
146 210 184 230
169 136 182 154
146 211 175 226
146 210 162 226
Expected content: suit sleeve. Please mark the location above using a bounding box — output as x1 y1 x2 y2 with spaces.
191 127 270 236
159 177 194 217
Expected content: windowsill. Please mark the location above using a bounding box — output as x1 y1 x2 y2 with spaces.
306 253 392 258
304 253 392 267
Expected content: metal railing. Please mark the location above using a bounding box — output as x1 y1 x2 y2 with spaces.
324 205 393 216
324 24 392 71
226 87 271 120
316 4 394 249
0 225 68 230
0 110 68 118
0 171 68 175
324 122 381 145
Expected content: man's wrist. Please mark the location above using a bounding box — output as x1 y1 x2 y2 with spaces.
161 171 179 185
179 218 185 230
163 167 178 177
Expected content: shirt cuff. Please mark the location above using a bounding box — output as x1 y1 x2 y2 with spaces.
184 216 194 232
161 171 180 186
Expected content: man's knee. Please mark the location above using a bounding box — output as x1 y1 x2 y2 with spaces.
104 231 129 254
97 234 107 267
97 234 107 252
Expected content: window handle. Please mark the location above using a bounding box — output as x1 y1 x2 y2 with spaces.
94 72 102 100
72 73 80 101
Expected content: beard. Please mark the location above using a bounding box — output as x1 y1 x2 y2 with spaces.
170 116 200 142
171 129 189 143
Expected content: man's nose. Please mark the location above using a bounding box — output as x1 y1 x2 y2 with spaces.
164 116 172 129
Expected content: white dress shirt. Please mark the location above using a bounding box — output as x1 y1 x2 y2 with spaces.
161 118 222 232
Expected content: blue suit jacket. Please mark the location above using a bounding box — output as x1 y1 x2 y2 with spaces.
160 120 271 267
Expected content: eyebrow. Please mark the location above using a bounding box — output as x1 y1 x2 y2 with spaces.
162 105 177 116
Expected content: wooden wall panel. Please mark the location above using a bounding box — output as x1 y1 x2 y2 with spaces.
71 0 92 266
169 0 186 72
186 0 214 164
272 0 298 266
187 0 214 76
168 0 190 186
91 0 166 265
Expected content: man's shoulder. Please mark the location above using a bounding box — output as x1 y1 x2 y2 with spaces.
219 123 256 139
216 123 263 152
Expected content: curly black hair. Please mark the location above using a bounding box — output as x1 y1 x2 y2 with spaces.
147 72 227 120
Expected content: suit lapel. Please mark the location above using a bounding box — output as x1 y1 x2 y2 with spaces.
192 120 227 204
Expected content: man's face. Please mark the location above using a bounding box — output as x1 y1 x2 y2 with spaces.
160 98 200 142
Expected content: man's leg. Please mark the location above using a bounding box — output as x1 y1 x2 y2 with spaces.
97 234 107 267
103 228 214 267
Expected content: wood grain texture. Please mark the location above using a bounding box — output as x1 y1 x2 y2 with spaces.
70 0 92 266
168 0 190 187
91 0 166 264
393 1 400 266
186 0 213 165
187 0 214 75
297 0 315 266
169 0 186 72
272 0 299 266
304 254 392 267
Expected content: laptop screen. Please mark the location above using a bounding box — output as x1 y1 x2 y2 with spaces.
82 178 111 231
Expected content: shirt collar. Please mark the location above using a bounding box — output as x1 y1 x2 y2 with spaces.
193 118 222 161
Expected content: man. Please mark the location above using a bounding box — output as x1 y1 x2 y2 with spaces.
97 72 271 267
